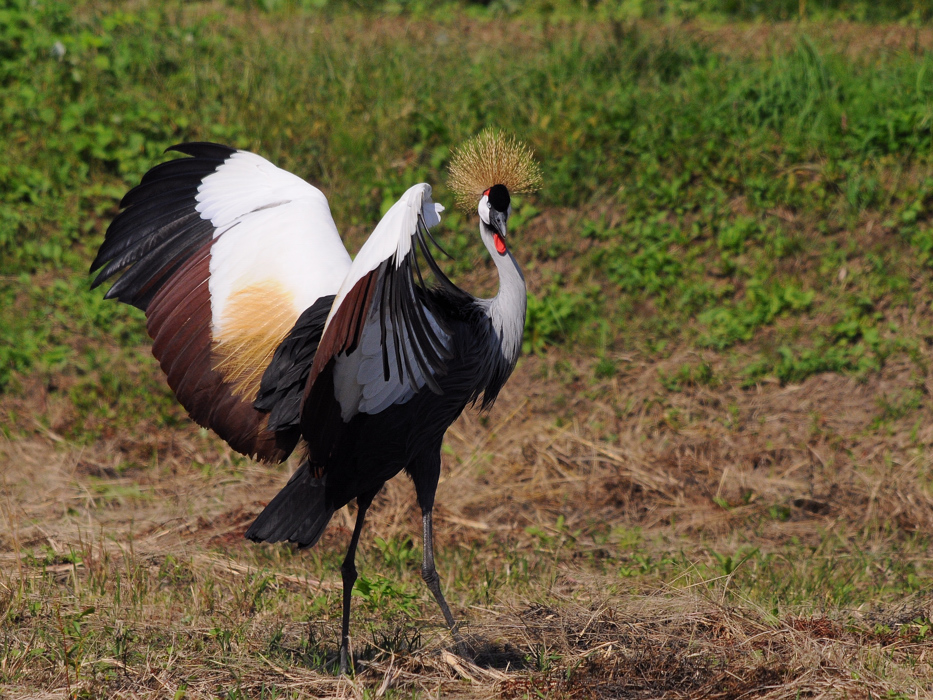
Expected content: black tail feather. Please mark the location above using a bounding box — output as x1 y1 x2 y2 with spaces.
246 462 334 549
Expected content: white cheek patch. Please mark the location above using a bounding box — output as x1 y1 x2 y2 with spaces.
478 194 491 225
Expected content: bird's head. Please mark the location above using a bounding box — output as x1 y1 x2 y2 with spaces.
448 129 541 258
478 184 511 256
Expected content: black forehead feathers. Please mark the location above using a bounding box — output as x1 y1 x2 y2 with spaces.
487 184 510 212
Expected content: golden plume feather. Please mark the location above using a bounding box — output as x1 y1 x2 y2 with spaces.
448 129 542 212
212 281 296 401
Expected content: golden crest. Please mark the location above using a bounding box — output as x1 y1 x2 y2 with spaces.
448 129 542 212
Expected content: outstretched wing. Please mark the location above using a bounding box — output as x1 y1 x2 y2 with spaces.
91 143 351 462
300 183 461 459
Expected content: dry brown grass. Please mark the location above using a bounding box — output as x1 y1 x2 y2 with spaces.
2 347 933 697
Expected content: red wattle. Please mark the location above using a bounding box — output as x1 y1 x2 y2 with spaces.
494 233 507 255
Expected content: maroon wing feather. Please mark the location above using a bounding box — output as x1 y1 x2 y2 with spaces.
146 239 300 462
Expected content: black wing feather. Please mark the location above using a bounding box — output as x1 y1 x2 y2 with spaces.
369 225 456 398
93 209 205 286
167 142 238 161
255 295 336 431
102 216 211 305
137 157 227 186
90 142 237 309
93 193 198 271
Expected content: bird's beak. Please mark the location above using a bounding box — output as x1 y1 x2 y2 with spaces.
490 209 508 241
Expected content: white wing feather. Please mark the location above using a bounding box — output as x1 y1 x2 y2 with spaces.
195 150 352 334
329 183 448 421
325 183 443 330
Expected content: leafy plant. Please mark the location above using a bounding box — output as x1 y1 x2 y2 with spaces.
524 284 598 354
353 576 419 617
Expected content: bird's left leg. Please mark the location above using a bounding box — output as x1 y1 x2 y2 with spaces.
339 488 378 676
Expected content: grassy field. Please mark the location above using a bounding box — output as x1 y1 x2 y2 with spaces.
2 0 933 697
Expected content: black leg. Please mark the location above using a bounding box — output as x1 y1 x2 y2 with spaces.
421 509 469 657
339 490 376 675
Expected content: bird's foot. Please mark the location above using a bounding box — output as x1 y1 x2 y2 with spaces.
339 643 352 676
450 625 471 661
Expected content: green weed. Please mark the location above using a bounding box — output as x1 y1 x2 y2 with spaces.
353 575 419 618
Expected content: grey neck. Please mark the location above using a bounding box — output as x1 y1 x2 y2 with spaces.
476 223 527 367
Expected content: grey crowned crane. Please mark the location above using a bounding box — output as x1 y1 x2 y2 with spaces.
90 130 541 673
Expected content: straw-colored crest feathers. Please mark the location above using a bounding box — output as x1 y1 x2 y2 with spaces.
448 129 542 211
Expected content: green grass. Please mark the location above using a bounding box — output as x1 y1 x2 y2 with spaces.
4 0 931 397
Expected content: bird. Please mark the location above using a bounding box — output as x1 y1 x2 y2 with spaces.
89 129 541 674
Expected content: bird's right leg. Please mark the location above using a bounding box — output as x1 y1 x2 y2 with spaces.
411 453 470 658
421 508 469 658
339 489 377 676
